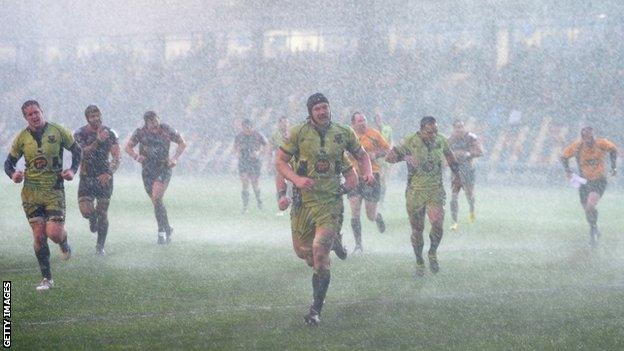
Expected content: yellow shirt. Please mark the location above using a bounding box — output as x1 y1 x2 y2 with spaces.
349 127 390 174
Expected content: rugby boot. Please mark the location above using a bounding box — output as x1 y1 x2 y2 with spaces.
589 226 600 249
352 244 363 255
95 244 106 256
303 307 321 326
157 231 166 245
428 253 440 274
469 212 476 223
166 227 174 244
36 278 54 291
414 260 425 278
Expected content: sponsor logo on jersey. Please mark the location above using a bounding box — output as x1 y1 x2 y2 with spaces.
315 159 331 174
33 156 48 169
422 159 435 172
586 159 599 166
334 134 343 144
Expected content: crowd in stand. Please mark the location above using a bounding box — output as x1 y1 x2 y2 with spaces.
1 28 622 177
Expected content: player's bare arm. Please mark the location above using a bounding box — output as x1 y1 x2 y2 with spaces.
125 139 144 163
386 145 417 167
275 167 291 211
97 143 121 186
353 147 374 185
560 155 573 178
342 167 358 192
368 146 388 161
469 137 484 159
369 133 391 160
444 149 461 179
110 143 122 173
386 147 418 168
168 135 187 168
275 149 314 190
385 147 402 164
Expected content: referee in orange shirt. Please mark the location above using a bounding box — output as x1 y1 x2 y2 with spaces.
561 126 617 248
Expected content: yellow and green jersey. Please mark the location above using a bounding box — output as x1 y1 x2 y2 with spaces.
393 132 451 190
280 121 361 204
270 128 289 150
9 122 76 189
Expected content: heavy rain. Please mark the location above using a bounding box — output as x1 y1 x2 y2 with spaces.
1 1 623 349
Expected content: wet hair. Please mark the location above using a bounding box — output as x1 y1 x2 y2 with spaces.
143 111 159 121
420 116 437 129
306 93 329 116
350 111 365 123
84 105 101 117
21 100 40 115
581 126 593 134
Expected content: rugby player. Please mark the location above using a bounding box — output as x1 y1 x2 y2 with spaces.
275 93 373 326
561 126 617 247
276 152 354 261
125 111 186 244
386 116 461 276
448 120 483 230
4 100 81 291
74 105 121 255
234 118 267 213
348 112 391 254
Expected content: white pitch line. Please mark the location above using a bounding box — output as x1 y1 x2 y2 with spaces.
19 282 624 327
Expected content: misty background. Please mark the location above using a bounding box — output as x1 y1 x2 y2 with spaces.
1 0 622 184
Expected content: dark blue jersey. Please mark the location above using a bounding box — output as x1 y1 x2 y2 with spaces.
130 123 181 171
74 125 118 177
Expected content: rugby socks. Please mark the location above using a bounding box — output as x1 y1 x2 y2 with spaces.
88 213 98 233
97 213 109 248
241 190 249 210
467 194 475 215
154 200 170 232
411 221 425 263
59 235 70 253
312 271 331 314
450 193 459 222
35 241 52 279
253 188 262 208
351 218 362 247
586 208 598 228
412 243 424 264
429 226 443 256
